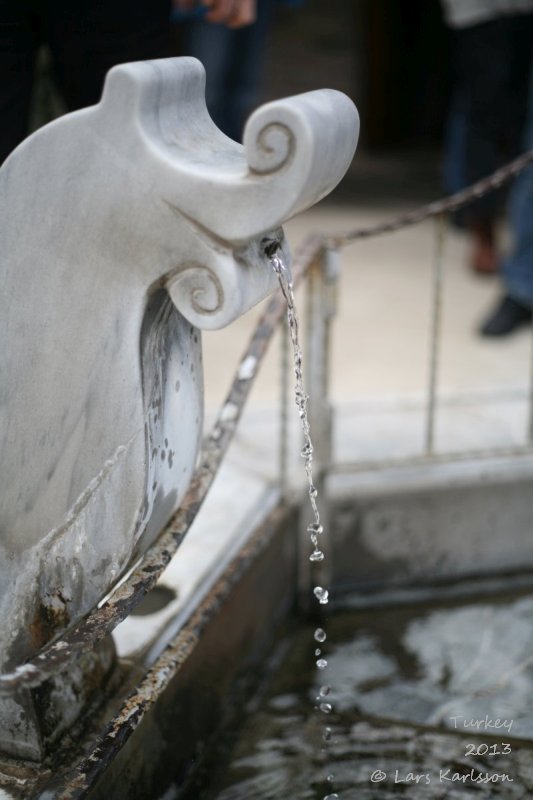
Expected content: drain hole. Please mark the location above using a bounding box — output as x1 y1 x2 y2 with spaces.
131 585 177 616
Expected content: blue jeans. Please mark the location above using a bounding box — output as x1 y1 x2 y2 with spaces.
504 63 533 306
447 18 532 227
180 0 272 142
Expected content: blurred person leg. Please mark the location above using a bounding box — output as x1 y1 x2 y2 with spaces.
443 84 469 229
181 0 272 141
480 59 533 337
446 24 498 273
453 15 532 274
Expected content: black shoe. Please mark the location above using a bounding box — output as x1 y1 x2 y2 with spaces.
479 295 532 337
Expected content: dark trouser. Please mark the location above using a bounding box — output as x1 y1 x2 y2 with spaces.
180 0 273 142
504 61 533 304
0 0 173 163
451 13 533 224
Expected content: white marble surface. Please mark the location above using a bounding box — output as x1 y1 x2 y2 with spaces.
0 56 358 757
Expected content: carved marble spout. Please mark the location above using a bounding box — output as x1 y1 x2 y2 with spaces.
0 57 358 759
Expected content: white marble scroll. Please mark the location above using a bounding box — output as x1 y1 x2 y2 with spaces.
0 57 358 758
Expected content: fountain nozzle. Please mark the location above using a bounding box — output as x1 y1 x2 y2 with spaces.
262 238 282 259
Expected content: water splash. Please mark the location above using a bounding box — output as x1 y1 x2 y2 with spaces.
269 243 337 800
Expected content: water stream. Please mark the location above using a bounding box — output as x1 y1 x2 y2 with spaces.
268 244 337 799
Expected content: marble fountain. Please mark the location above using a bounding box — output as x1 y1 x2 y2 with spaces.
0 56 358 797
2 55 533 800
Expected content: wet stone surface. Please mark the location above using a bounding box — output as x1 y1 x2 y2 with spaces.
327 595 533 740
187 591 533 799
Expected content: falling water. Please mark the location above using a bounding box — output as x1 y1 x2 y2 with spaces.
268 242 335 799
268 244 325 565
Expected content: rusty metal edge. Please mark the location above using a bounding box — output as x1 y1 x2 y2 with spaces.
36 500 292 799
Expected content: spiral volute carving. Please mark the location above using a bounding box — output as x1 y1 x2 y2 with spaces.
244 120 296 175
167 265 224 321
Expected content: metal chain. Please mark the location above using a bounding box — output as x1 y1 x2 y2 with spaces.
325 148 533 248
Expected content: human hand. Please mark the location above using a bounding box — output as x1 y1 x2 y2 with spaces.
173 0 257 28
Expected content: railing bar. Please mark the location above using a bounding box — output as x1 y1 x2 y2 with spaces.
425 213 446 455
329 444 533 474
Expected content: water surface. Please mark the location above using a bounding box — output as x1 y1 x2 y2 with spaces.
188 592 533 799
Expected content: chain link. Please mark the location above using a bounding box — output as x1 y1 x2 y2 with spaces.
325 148 533 248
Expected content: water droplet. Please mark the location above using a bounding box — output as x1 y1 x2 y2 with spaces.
314 628 327 643
323 794 338 800
319 702 332 714
327 773 335 782
313 586 329 604
315 648 321 656
319 685 330 697
309 549 324 562
308 522 324 536
316 658 328 670
301 442 313 459
323 727 332 742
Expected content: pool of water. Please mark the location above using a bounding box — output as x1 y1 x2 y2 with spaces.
184 590 533 799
